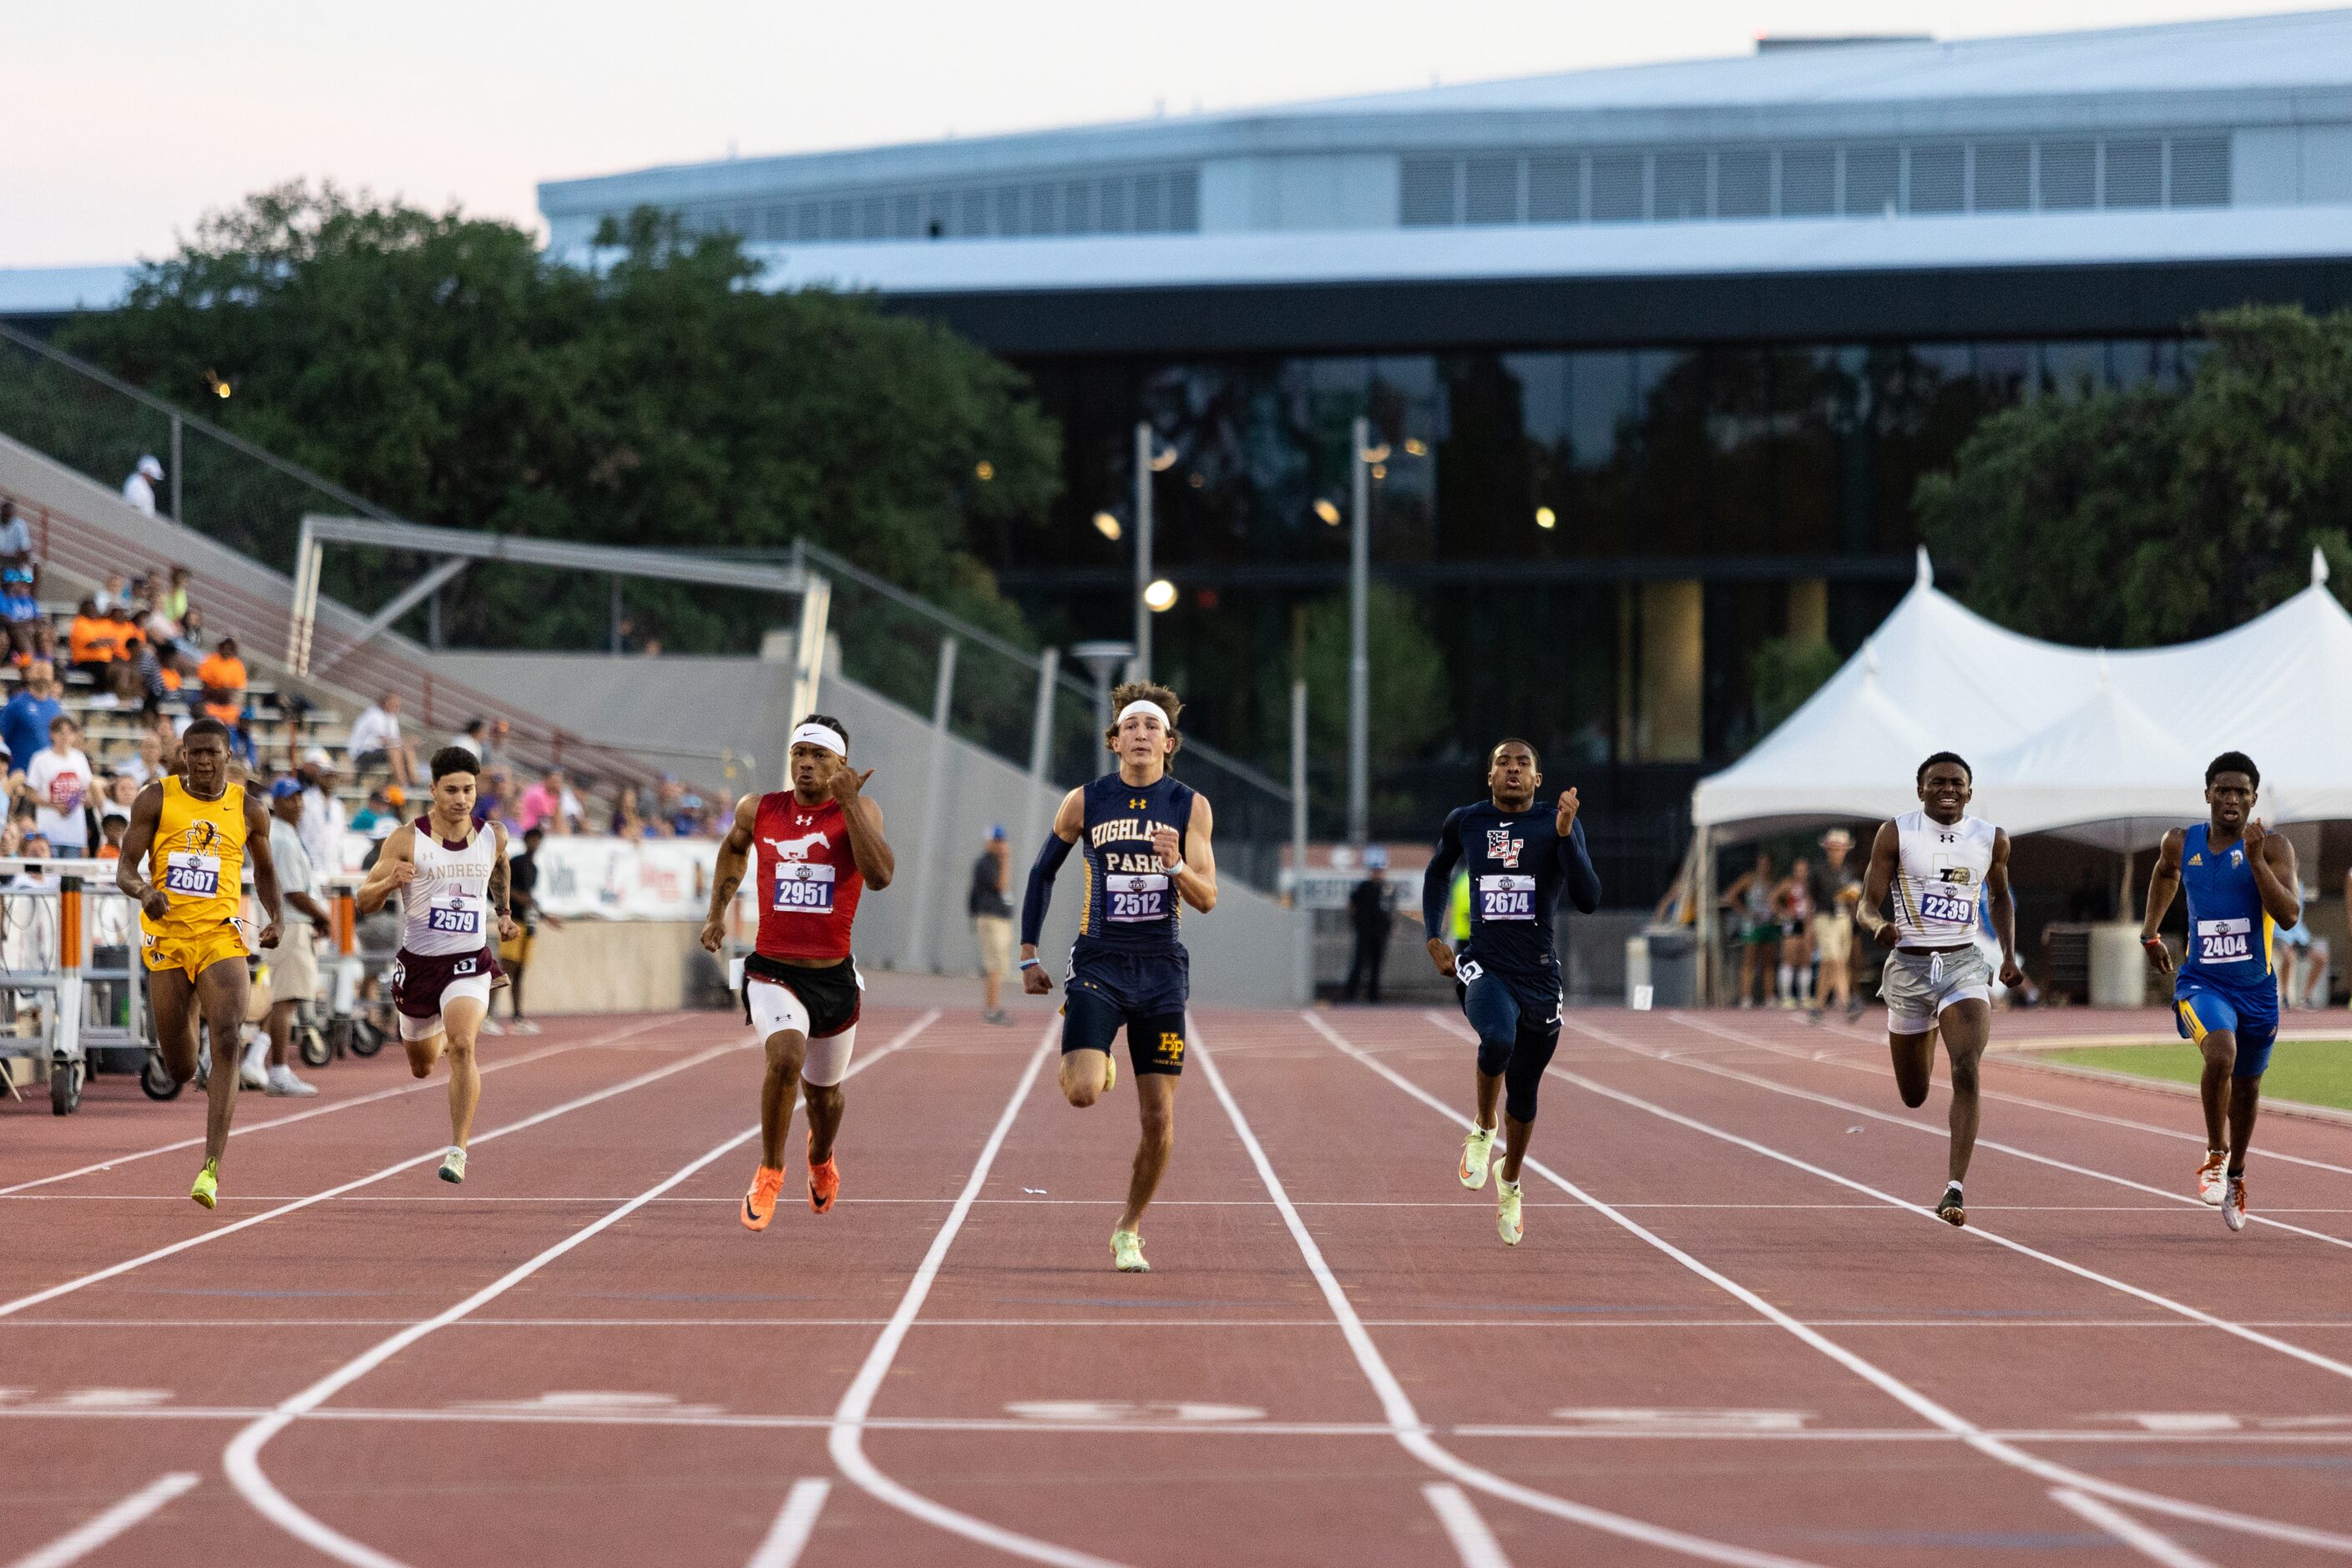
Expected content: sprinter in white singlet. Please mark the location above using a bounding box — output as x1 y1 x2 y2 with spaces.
356 746 520 1184
1855 751 2022 1227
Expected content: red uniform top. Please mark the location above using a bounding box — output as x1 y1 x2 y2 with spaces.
752 792 865 961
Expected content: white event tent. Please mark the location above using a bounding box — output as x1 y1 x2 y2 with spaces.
1686 548 2352 994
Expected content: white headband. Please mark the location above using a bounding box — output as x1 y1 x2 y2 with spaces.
790 722 847 757
1115 700 1171 731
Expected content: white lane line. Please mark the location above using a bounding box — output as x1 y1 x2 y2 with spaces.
0 1026 728 1323
0 1032 604 1197
1197 1024 1821 1568
5 1471 199 1568
1422 1483 1515 1568
1667 1012 2352 1243
1552 1015 2352 1367
1317 1011 2352 1558
2049 1489 2219 1568
15 1402 2352 1445
748 1479 832 1568
27 1314 2343 1331
222 1009 938 1568
827 1022 1136 1568
1686 1010 2352 1177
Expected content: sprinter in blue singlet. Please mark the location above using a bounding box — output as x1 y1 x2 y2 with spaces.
2139 750 2302 1232
1019 681 1219 1274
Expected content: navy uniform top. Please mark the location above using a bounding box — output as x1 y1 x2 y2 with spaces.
1075 771 1196 956
2177 822 2279 1004
1421 800 1602 991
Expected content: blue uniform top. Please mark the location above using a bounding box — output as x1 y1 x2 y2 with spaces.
1073 771 1196 956
2177 822 2278 999
1421 800 1602 989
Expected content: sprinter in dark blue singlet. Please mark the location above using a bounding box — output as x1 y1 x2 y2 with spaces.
1421 738 1601 1247
2140 750 2301 1233
1021 681 1218 1273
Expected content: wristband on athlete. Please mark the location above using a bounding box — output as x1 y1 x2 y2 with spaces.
1018 957 1040 971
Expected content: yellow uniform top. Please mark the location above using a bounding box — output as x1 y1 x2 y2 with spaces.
140 776 247 939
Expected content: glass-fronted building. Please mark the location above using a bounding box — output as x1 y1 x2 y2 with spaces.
540 12 2352 898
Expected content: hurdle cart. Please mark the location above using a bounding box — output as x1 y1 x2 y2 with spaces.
0 858 154 1115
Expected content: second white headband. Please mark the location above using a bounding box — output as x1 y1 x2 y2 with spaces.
791 722 847 756
1115 700 1171 729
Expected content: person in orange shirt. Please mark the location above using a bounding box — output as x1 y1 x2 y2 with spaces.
68 599 119 688
197 636 247 726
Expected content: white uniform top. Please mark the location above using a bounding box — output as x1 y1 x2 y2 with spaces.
1889 811 1997 947
402 817 498 956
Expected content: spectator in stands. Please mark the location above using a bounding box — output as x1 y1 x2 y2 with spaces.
68 598 122 690
18 714 94 857
481 717 510 773
98 806 129 860
94 571 129 615
121 455 164 518
450 716 488 762
164 565 190 624
351 783 404 832
172 604 208 665
2 661 63 779
517 767 574 836
347 691 416 789
655 774 690 835
609 784 650 838
296 746 347 878
197 635 246 725
2 569 49 665
0 501 31 572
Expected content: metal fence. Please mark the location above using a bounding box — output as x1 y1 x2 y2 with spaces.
794 541 1296 892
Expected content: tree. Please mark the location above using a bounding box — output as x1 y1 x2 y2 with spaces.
1297 583 1450 769
54 185 1060 687
1915 306 2352 645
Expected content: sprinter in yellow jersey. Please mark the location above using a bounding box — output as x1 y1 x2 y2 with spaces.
117 718 283 1210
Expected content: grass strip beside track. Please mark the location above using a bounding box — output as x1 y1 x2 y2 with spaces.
2042 1039 2352 1111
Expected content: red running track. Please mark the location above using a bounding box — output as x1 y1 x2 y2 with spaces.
3 994 2350 1566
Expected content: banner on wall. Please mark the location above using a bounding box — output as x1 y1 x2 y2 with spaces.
335 833 731 922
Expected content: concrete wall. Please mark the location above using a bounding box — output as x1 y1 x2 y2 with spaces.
521 921 726 1015
429 650 1308 1006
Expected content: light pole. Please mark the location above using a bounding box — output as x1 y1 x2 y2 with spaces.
1134 421 1154 683
1348 414 1372 847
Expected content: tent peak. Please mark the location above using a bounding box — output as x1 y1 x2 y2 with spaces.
2316 545 2333 587
1914 545 1935 589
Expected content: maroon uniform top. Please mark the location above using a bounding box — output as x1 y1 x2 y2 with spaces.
753 792 865 962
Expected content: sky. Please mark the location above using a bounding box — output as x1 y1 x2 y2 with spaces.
6 1 2336 267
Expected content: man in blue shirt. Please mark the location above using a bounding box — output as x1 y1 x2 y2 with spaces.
2 661 63 776
1421 738 1601 1247
2140 751 2300 1232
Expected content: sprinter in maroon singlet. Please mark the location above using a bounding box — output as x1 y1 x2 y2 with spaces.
701 714 895 1231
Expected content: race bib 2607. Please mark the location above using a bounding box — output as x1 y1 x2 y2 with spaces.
164 852 220 898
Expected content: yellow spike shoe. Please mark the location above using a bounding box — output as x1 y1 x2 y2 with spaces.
1496 1180 1523 1247
190 1160 219 1211
1110 1229 1150 1272
1459 1126 1497 1190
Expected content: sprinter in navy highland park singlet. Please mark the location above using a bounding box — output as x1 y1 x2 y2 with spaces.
1018 684 1219 1275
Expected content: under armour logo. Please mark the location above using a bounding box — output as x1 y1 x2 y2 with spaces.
1129 798 1149 811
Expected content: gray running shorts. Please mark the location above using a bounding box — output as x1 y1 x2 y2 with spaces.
1881 947 1992 1034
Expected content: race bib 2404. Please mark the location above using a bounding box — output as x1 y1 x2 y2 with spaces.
2196 917 2253 964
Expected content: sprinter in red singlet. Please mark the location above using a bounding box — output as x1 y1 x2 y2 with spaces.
701 714 895 1231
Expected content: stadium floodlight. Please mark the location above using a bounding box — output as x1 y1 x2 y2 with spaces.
1535 506 1558 529
1313 498 1342 526
1093 510 1122 540
1143 579 1178 612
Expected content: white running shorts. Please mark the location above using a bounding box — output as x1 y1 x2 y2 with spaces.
746 978 857 1086
397 974 495 1040
1881 947 1992 1035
